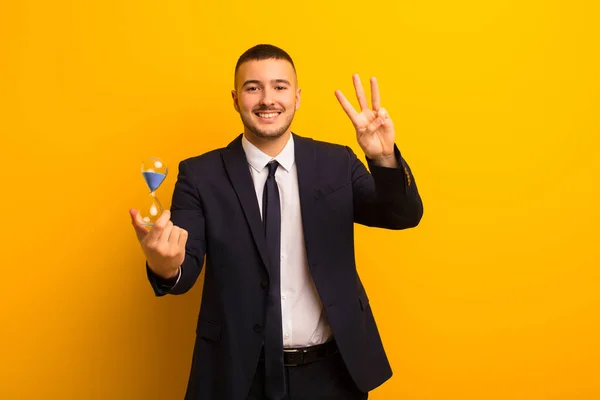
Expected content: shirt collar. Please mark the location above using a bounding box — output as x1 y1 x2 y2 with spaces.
241 133 295 173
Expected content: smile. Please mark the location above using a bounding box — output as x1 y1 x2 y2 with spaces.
255 112 281 120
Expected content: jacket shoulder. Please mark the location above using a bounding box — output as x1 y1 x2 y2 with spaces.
310 138 358 165
177 146 227 170
299 135 354 157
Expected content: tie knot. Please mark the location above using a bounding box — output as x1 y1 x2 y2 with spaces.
267 161 279 177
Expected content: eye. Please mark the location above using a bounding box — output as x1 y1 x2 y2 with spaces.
246 86 259 92
275 86 287 90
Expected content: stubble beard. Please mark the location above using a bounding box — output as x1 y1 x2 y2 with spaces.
241 109 295 141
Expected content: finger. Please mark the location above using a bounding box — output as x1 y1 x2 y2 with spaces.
129 208 142 224
377 107 388 120
158 220 174 244
177 229 188 248
129 209 150 238
148 210 171 242
366 116 385 133
353 74 369 111
334 90 359 123
168 226 181 246
370 77 380 111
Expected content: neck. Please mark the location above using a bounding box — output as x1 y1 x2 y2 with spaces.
243 130 291 157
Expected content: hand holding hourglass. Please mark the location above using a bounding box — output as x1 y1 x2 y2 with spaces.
129 158 188 280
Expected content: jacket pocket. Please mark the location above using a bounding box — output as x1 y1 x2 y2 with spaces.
197 320 222 341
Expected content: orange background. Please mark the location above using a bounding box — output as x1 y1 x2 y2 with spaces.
2 0 600 399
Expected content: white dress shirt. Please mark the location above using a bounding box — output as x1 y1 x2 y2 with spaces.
241 134 333 348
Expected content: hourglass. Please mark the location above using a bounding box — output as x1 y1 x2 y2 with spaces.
140 157 168 227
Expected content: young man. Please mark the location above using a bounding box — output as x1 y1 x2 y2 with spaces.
130 44 423 400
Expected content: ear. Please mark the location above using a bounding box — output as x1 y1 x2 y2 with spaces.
295 88 301 111
231 90 240 112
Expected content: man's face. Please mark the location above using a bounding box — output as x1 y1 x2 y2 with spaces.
232 58 301 141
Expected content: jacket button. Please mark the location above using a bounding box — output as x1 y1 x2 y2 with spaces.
261 280 269 290
253 324 263 333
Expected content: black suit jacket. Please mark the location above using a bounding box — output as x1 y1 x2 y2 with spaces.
147 133 423 399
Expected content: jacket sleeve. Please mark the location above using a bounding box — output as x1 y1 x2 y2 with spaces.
146 160 207 296
349 144 423 230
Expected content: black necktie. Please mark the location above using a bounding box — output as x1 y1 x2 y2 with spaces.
262 161 285 399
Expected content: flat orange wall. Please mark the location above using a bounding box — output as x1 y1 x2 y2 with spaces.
2 1 599 399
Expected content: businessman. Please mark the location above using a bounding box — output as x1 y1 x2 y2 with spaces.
130 44 423 400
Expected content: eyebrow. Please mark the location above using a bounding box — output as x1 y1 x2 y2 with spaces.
242 79 292 87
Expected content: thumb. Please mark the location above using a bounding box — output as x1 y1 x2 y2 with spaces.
129 208 150 239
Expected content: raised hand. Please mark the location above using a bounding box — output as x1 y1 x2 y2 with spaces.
130 208 187 279
335 74 397 167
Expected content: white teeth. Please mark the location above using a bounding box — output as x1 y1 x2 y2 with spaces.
257 112 279 119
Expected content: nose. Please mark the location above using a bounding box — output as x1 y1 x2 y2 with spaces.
259 87 275 107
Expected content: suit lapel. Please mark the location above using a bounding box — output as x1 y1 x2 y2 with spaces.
222 135 272 276
293 133 320 268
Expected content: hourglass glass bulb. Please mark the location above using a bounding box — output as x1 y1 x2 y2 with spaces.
139 157 168 226
141 158 168 193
